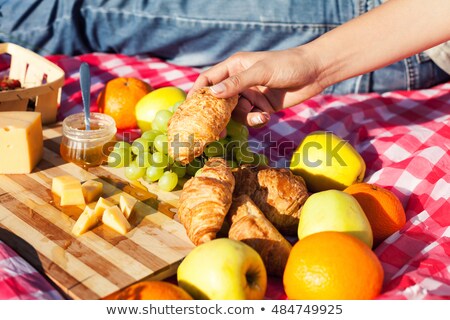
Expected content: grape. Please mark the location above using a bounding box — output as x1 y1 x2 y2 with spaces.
235 147 256 164
226 119 249 140
186 157 203 176
125 160 146 180
152 110 173 133
169 101 183 113
194 168 203 177
113 141 131 150
153 134 169 154
108 147 131 168
253 153 270 166
141 130 163 144
158 171 178 191
151 151 170 168
171 162 187 178
204 140 227 158
131 138 152 155
146 165 165 182
135 151 152 167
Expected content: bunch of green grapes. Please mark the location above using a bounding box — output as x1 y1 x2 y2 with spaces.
108 108 187 192
202 119 270 168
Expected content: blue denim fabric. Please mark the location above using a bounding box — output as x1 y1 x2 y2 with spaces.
1 0 448 94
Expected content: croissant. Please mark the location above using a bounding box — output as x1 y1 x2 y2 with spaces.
178 158 235 245
233 165 309 235
167 87 238 165
228 194 292 277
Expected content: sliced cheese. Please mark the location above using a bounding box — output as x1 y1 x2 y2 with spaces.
72 205 98 236
102 205 131 235
81 180 103 203
119 195 137 219
0 111 43 174
94 197 115 219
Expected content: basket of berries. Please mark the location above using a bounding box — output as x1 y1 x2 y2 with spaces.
0 42 65 124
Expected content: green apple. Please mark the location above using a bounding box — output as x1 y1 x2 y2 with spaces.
177 238 267 300
298 189 373 248
289 131 365 192
135 86 186 132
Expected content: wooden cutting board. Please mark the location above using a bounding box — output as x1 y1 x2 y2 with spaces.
0 124 195 299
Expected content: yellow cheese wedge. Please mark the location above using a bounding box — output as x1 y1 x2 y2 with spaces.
102 205 131 235
52 176 80 197
72 205 98 236
0 112 43 174
119 195 138 219
81 180 103 203
94 197 115 219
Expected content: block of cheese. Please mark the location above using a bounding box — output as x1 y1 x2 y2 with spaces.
72 205 99 236
119 195 138 219
81 180 103 203
0 112 43 174
102 205 131 235
52 175 86 206
94 197 115 219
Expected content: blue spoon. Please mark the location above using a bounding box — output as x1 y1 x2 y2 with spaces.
79 62 91 130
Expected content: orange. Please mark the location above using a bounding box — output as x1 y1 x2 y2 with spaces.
344 182 406 247
97 77 153 130
103 281 193 300
283 231 384 300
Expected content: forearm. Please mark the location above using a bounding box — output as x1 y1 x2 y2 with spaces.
308 0 450 89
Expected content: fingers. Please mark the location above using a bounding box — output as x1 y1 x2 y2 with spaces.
209 65 262 98
232 97 271 128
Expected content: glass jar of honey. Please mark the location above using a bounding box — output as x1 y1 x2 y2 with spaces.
60 112 117 169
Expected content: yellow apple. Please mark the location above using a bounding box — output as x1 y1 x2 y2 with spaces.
298 190 373 248
177 238 267 300
289 131 365 192
135 86 186 132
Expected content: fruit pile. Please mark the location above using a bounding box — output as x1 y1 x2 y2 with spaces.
99 79 267 192
0 76 21 91
96 77 407 301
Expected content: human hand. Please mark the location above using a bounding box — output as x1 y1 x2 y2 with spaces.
189 47 326 127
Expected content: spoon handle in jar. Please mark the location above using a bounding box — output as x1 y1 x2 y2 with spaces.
80 62 91 130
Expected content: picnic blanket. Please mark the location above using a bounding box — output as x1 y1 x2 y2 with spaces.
1 53 449 300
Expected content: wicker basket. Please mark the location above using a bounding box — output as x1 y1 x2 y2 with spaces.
0 42 65 124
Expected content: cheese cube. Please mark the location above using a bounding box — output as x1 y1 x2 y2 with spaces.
94 197 115 219
72 205 99 236
52 175 85 206
119 195 137 219
52 176 80 197
102 205 131 235
82 180 103 203
0 112 43 174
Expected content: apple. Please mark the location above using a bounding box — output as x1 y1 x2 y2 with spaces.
298 189 373 248
135 86 186 132
177 238 267 300
289 131 365 192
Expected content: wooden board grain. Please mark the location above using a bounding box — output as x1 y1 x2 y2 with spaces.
0 125 195 299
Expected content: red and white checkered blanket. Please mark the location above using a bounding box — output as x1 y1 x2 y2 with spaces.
1 53 449 300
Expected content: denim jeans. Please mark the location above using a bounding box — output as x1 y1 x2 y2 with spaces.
1 0 448 94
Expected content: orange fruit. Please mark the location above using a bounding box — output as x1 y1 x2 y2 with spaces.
283 231 384 300
344 182 406 247
103 281 193 300
97 77 153 130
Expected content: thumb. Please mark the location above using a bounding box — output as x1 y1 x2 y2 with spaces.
209 67 261 98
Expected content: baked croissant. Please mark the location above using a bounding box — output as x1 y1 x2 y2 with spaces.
178 158 235 245
167 87 238 165
233 166 309 235
228 194 292 277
